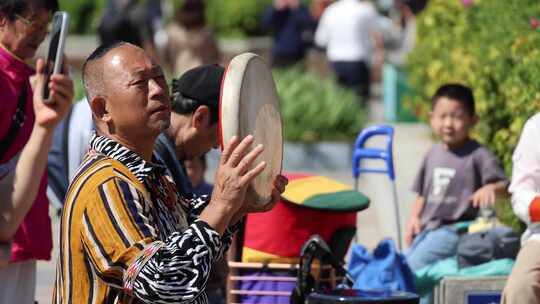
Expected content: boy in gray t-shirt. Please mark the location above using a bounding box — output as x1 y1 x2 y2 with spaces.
405 84 508 272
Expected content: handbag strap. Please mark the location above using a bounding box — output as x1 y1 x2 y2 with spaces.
0 82 28 162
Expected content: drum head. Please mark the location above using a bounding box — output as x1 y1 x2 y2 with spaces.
219 53 283 205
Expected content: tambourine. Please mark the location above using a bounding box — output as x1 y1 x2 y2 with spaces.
219 53 283 205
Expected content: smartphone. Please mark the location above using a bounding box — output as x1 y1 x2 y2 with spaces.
43 11 70 103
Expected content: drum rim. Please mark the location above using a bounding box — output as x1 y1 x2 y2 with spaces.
219 52 259 151
218 52 284 204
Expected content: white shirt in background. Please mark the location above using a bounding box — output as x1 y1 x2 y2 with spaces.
67 100 93 179
315 0 379 62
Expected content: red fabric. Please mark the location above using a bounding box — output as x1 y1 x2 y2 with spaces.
0 46 34 163
282 172 313 180
0 46 52 262
244 173 356 258
529 196 540 222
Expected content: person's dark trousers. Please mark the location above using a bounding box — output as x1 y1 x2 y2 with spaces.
331 60 370 101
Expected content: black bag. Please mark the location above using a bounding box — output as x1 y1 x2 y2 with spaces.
457 226 520 268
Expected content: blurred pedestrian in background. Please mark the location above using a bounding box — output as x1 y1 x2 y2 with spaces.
261 0 315 67
377 0 423 67
164 0 220 76
98 0 163 59
315 0 379 100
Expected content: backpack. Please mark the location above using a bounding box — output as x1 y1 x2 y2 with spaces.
348 238 416 292
456 226 520 268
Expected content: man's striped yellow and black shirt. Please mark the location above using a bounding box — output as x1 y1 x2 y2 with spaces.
53 134 237 304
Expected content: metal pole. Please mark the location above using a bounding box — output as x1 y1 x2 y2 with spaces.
354 177 359 243
391 181 402 251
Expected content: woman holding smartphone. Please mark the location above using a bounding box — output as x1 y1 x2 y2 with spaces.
0 0 73 303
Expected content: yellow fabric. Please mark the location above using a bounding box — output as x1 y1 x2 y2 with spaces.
468 217 501 233
242 247 300 264
241 247 323 277
53 156 188 304
282 176 352 205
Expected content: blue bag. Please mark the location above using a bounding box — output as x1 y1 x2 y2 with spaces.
348 238 416 292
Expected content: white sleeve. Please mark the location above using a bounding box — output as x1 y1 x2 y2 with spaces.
509 114 540 224
68 100 93 180
314 11 330 48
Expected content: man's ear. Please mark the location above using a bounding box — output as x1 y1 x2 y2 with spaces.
89 96 112 124
192 105 211 129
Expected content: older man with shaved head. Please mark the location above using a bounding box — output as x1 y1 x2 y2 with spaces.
53 41 287 304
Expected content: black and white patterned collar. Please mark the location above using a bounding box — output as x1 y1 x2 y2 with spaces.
89 133 167 182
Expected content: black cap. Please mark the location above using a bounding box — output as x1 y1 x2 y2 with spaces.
173 64 224 106
170 64 225 123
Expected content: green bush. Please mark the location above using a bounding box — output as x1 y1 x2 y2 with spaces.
59 0 278 37
59 0 105 34
405 0 540 232
72 71 85 102
206 0 272 37
273 67 366 142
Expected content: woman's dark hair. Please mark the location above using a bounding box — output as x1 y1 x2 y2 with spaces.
431 83 476 116
0 0 58 21
174 0 205 30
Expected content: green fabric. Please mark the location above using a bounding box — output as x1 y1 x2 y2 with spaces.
301 190 370 211
414 257 514 296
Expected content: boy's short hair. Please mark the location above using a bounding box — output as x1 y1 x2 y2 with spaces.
431 83 475 116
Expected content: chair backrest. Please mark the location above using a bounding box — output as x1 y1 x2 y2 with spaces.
351 125 403 250
352 125 395 181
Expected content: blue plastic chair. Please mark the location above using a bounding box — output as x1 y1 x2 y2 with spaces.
352 125 403 250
